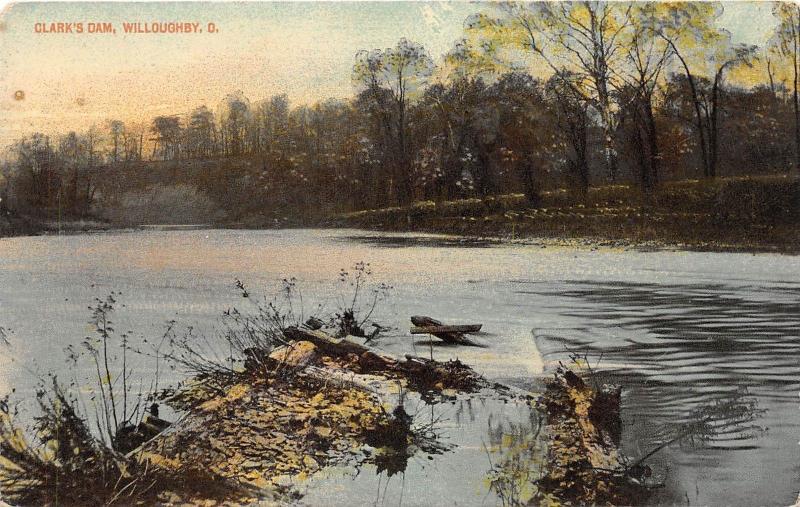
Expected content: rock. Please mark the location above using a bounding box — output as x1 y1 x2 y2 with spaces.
268 341 319 367
305 317 325 330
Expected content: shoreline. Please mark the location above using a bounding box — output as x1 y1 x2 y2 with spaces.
3 219 798 255
321 176 800 255
315 223 800 255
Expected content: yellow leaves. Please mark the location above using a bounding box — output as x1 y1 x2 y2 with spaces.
302 455 318 470
566 2 592 29
41 438 58 462
310 392 326 406
1 421 31 456
139 451 181 470
226 383 250 401
313 426 332 438
459 9 538 77
729 63 766 89
199 398 223 412
243 470 271 490
773 1 800 25
199 383 250 412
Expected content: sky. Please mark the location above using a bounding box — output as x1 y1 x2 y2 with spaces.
0 1 782 148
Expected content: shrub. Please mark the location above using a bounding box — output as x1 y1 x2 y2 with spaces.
715 177 800 222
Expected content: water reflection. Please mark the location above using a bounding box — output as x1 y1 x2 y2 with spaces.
529 280 800 505
484 408 545 506
335 234 502 249
532 279 800 406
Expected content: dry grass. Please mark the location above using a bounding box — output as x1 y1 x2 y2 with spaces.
330 175 800 252
0 379 252 506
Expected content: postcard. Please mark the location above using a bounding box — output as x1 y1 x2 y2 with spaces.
0 1 798 505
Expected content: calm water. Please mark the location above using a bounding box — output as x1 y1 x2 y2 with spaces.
0 229 798 506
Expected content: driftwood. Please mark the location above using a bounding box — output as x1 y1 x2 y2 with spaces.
279 328 409 415
304 365 405 414
410 316 482 344
283 327 398 368
410 316 443 327
286 327 368 356
280 328 486 398
410 325 482 334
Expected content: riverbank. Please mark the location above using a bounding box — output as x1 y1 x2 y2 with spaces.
4 175 798 254
0 211 111 238
0 212 42 237
0 326 649 505
325 175 800 254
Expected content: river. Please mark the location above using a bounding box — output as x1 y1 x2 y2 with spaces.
0 228 798 505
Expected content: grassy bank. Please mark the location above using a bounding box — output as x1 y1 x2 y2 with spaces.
328 175 800 253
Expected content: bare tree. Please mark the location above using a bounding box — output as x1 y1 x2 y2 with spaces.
466 1 633 182
187 106 216 158
353 38 434 204
772 2 800 171
150 116 182 160
107 120 125 164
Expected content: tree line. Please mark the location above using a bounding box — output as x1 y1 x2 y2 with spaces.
2 2 799 221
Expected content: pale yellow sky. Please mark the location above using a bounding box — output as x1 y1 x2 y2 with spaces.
0 1 780 148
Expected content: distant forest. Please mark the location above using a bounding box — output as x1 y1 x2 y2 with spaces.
2 2 799 225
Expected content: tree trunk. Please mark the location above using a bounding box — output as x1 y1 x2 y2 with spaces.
645 96 660 185
569 112 590 196
670 43 710 178
710 63 733 180
596 93 618 182
521 158 541 206
474 140 495 197
709 86 719 179
767 57 776 95
794 33 800 172
630 102 652 192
